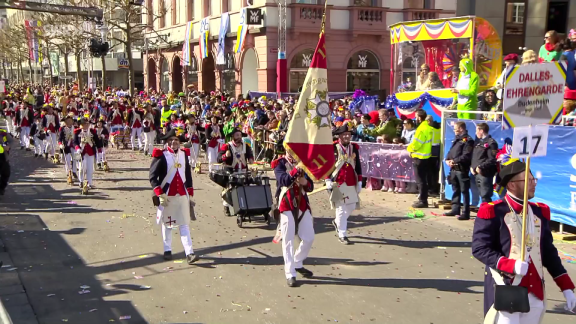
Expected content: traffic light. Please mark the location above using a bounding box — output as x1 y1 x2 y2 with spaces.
88 38 109 57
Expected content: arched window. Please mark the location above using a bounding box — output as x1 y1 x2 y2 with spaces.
289 48 314 92
221 53 236 95
187 56 198 89
346 50 380 92
160 57 169 92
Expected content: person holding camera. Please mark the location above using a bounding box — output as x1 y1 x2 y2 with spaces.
444 122 474 220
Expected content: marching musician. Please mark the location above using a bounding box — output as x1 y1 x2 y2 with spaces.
272 153 315 287
149 127 198 265
325 124 362 245
142 103 156 156
59 115 78 184
185 114 201 168
206 115 224 172
3 97 15 136
41 104 60 161
95 118 110 170
126 104 144 151
216 129 254 215
108 102 125 133
30 115 46 158
74 118 103 193
15 102 33 151
472 160 576 324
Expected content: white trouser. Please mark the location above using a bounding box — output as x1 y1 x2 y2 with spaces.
495 293 544 324
161 223 194 256
335 203 356 238
131 127 142 149
79 155 95 185
33 136 45 155
207 146 218 172
143 130 155 155
20 126 30 148
64 149 77 174
5 117 13 135
44 132 58 156
97 148 106 164
189 143 200 167
281 210 315 279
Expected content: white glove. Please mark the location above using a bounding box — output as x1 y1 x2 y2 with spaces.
514 260 529 276
159 194 168 207
74 152 82 161
563 290 576 312
59 143 64 150
357 181 362 193
325 179 333 190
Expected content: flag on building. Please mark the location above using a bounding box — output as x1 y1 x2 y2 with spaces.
182 21 193 66
283 31 335 181
24 20 42 63
234 8 248 54
199 18 210 59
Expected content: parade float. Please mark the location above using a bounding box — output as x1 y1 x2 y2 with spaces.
386 16 502 121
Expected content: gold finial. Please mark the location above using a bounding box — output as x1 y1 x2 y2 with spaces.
320 0 328 35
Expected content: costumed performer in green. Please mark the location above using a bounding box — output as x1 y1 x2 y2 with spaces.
451 55 479 120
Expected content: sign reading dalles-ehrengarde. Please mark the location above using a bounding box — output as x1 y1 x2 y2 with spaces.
502 62 566 129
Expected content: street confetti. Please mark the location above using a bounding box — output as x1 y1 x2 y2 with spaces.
17 230 24 233
138 255 148 258
78 290 91 295
47 294 56 297
139 285 151 289
89 309 98 312
134 276 144 279
173 260 184 264
66 201 77 205
119 315 131 320
6 268 17 271
61 319 68 322
437 247 447 250
80 285 90 289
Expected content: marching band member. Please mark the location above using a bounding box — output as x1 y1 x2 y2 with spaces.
217 129 254 215
142 104 156 156
41 105 60 161
149 127 198 265
127 104 144 151
108 102 125 133
325 124 362 245
95 118 110 171
3 98 15 136
272 153 315 287
30 116 46 158
15 102 33 151
206 115 224 172
472 160 576 324
59 115 78 184
185 114 200 168
74 118 103 194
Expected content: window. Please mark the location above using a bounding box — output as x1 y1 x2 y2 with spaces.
346 50 380 92
547 1 569 34
187 0 194 22
289 49 314 92
505 1 526 35
221 53 236 94
159 0 165 28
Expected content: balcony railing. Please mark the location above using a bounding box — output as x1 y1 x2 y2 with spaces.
290 4 330 33
403 9 440 21
350 6 386 36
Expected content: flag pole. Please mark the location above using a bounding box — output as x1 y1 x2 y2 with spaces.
321 1 328 34
520 126 532 262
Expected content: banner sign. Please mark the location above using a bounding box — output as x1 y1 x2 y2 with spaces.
24 20 42 63
216 12 229 65
199 17 210 59
355 142 416 182
182 21 193 66
502 62 566 129
443 118 576 227
118 58 129 69
246 8 262 25
234 8 248 54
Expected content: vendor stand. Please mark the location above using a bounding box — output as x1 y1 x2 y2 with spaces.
387 16 502 121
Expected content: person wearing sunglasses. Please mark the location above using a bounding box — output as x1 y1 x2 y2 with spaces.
472 160 576 324
539 30 563 63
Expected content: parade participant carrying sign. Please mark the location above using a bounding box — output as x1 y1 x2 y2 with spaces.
502 62 566 129
149 128 198 265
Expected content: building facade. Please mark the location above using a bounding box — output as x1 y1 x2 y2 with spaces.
143 0 457 97
457 0 576 56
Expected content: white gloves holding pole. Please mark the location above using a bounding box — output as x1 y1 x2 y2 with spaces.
514 260 529 276
563 290 576 312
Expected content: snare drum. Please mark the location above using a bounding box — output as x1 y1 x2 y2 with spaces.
209 170 229 187
212 163 223 171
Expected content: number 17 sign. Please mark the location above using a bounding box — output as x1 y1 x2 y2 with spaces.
512 125 549 158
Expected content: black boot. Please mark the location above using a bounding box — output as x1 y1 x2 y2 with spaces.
44 153 48 159
34 154 38 158
186 254 199 264
296 267 314 278
163 251 172 260
224 206 231 216
286 277 297 287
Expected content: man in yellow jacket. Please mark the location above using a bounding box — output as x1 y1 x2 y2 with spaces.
407 110 432 208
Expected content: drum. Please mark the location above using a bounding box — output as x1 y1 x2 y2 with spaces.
229 173 251 187
230 184 273 216
209 170 229 188
212 163 223 171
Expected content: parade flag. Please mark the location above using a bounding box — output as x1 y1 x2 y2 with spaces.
283 29 335 181
217 12 229 65
182 21 193 66
234 8 248 54
199 17 210 59
24 20 42 63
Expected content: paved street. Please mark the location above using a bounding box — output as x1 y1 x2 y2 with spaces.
1 148 575 324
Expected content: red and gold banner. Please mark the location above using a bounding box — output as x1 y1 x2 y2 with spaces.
283 32 335 181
